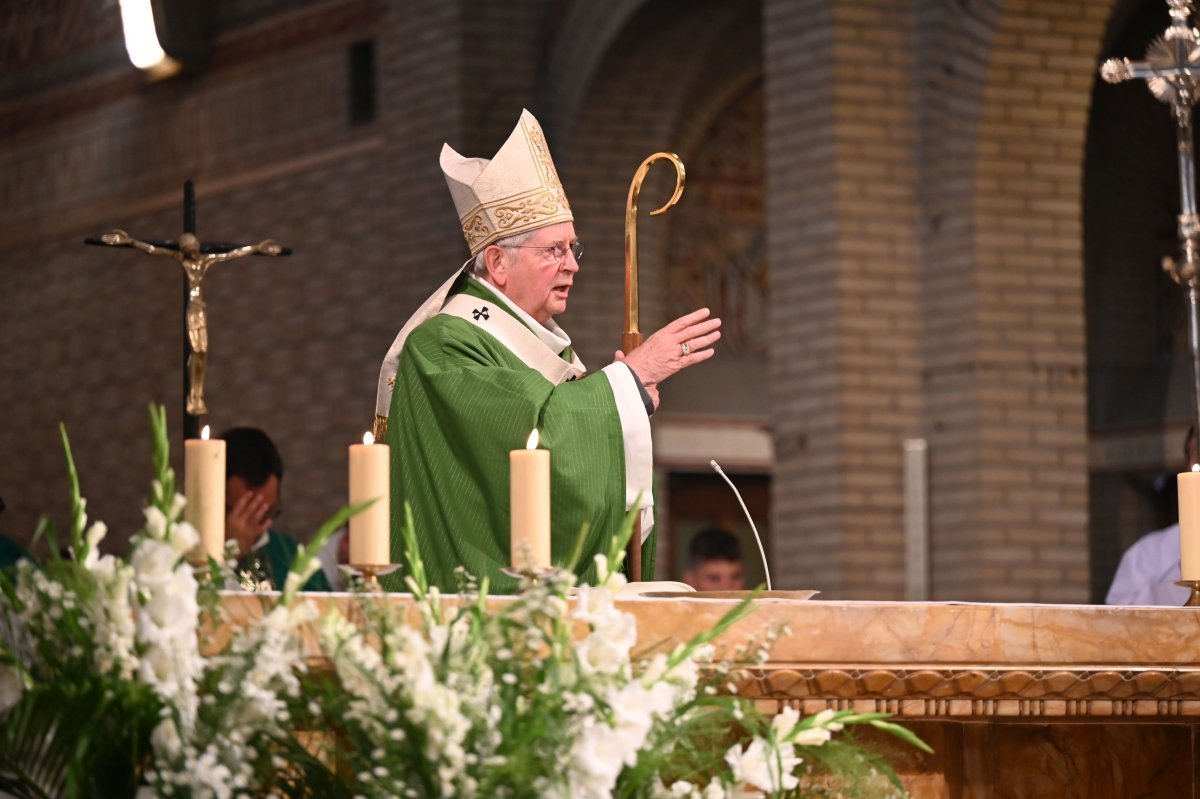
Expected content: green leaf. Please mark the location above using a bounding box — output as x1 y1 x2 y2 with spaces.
399 501 427 597
559 520 591 575
281 498 374 605
0 678 160 799
57 423 87 558
31 516 59 565
665 592 758 669
869 718 934 753
147 403 174 510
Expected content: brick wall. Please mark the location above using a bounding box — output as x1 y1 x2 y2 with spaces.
762 0 846 593
961 0 1109 601
0 0 454 551
761 0 1106 599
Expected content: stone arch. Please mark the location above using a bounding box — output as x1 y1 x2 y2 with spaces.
538 0 659 144
550 0 763 372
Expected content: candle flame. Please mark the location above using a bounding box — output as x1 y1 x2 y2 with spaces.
526 429 539 449
201 424 211 441
364 431 375 446
1192 463 1199 473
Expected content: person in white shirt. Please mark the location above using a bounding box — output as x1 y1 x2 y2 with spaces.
1106 428 1196 606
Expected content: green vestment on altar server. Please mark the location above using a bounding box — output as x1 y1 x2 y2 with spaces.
386 277 626 591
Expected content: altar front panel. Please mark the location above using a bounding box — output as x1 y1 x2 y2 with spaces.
217 595 1200 796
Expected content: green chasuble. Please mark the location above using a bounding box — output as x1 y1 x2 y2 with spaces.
239 530 332 592
385 278 628 592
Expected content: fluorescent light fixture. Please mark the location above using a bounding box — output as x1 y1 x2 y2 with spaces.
118 0 181 78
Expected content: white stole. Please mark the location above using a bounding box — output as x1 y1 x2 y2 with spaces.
438 293 586 384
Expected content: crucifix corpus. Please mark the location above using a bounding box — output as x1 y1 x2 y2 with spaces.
1102 0 1200 460
622 152 686 579
86 181 291 427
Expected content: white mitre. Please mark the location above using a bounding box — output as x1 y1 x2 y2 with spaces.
443 108 573 255
374 109 573 437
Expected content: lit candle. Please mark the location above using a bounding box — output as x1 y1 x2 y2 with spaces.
510 428 551 570
184 425 226 559
349 431 391 565
1181 466 1200 580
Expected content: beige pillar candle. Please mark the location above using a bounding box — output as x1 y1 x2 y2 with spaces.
510 428 551 570
184 425 226 559
349 432 391 566
1180 469 1200 580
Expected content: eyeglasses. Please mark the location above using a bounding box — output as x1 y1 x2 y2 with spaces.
506 241 584 265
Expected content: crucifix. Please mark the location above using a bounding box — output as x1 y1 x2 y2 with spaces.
1102 0 1200 465
86 181 291 438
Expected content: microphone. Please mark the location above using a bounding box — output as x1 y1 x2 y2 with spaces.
710 459 771 590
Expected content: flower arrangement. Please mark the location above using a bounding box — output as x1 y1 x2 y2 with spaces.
0 407 928 798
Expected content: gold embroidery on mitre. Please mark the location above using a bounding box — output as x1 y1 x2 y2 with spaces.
444 111 574 255
526 124 567 200
493 192 563 230
462 213 493 250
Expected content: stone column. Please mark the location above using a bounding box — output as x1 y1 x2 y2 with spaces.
763 0 923 598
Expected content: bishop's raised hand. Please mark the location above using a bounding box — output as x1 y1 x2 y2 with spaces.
617 307 721 387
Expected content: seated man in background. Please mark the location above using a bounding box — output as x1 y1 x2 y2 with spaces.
681 527 745 591
1106 427 1195 606
221 427 330 592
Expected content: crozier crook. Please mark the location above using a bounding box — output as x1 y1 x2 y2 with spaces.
622 152 685 580
623 152 686 355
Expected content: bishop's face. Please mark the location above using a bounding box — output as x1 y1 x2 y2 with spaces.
492 221 580 325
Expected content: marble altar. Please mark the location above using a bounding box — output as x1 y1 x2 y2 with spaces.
217 594 1200 798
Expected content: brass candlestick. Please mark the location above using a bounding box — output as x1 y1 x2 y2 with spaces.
1175 579 1200 606
347 563 398 591
500 565 557 586
187 550 215 581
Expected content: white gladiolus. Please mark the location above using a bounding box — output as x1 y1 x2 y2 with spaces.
151 718 183 759
812 708 845 731
170 520 200 556
0 410 918 799
571 722 631 797
143 505 169 540
8 417 933 797
131 491 211 796
131 538 180 586
725 737 801 793
577 629 630 676
771 707 800 739
82 520 107 569
792 726 832 747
